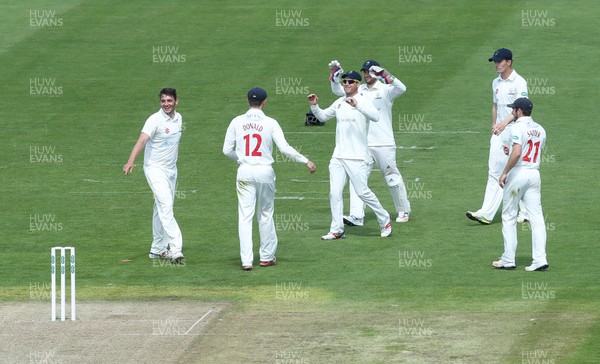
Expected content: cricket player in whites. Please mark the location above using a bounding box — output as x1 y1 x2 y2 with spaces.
308 71 392 240
123 88 184 264
223 87 316 271
493 98 549 271
467 48 529 225
329 60 411 225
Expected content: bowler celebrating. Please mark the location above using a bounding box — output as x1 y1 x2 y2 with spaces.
123 88 184 264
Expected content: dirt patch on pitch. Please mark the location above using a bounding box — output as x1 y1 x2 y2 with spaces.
0 301 228 363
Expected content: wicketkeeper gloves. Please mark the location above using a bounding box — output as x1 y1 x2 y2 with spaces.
369 65 396 84
328 60 344 83
305 111 325 126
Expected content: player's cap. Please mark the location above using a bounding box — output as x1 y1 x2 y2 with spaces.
341 70 362 82
489 48 513 62
508 97 533 112
360 60 380 71
247 87 267 103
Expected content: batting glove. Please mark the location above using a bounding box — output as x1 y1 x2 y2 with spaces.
369 65 395 84
328 60 344 83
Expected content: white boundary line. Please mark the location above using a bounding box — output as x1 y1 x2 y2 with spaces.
185 309 214 335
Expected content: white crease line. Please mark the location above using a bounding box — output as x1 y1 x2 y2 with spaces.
290 179 329 183
286 131 334 134
69 190 197 195
287 130 480 135
397 146 437 150
396 130 481 134
185 309 214 335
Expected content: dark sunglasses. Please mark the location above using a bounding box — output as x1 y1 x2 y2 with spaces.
341 79 358 84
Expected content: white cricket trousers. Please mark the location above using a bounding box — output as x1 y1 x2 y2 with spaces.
347 146 410 218
478 134 508 220
500 168 547 265
236 164 277 266
328 157 390 233
144 165 183 255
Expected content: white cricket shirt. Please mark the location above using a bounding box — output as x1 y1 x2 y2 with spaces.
508 116 546 170
492 70 528 124
223 108 308 166
310 93 379 160
141 108 182 169
331 78 406 147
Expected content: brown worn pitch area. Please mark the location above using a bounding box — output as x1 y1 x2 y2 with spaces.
1 301 594 363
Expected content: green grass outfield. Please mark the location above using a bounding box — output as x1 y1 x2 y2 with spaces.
1 0 599 362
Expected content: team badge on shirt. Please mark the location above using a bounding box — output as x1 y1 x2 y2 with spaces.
165 128 170 134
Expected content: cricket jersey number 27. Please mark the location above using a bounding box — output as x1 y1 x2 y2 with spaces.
244 133 263 157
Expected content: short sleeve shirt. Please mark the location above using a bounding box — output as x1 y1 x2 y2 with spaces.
492 70 528 124
142 109 182 169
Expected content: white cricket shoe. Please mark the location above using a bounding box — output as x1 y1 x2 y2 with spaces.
343 215 364 227
525 263 549 272
466 211 491 225
396 212 410 223
380 221 392 238
322 231 345 240
492 258 516 269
